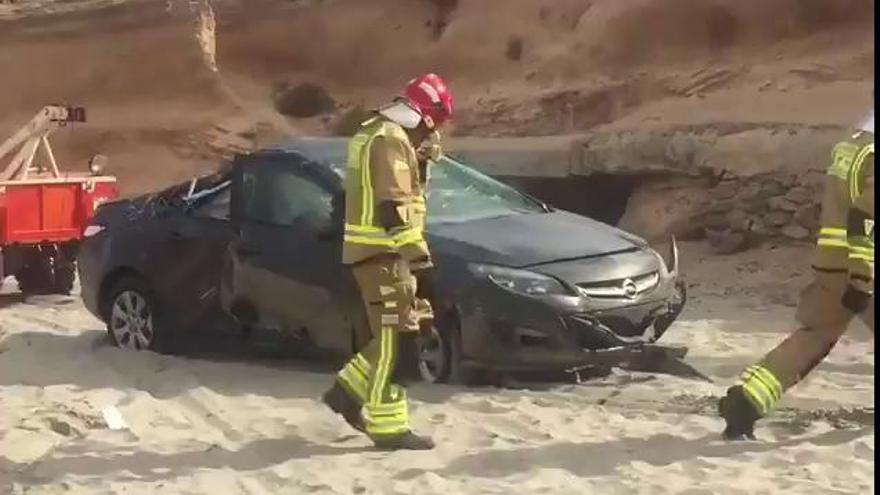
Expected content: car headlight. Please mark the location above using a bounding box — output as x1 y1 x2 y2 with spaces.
470 263 570 296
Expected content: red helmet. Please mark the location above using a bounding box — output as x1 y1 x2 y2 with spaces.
403 73 454 129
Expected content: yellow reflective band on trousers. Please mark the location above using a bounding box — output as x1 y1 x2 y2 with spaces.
364 327 410 437
739 365 783 417
818 227 850 249
338 355 371 402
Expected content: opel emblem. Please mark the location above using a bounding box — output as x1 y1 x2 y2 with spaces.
622 278 638 299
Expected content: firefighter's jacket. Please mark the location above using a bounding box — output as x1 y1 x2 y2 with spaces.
342 117 431 266
814 131 875 294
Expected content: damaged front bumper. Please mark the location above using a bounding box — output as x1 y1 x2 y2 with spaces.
456 237 704 379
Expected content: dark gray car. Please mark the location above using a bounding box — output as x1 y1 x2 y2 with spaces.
77 139 687 383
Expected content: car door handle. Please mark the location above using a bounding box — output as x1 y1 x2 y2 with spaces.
170 230 184 240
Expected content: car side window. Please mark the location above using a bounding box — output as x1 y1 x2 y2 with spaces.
241 165 333 228
192 188 231 221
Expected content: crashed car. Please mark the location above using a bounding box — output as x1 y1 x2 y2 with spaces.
77 138 690 383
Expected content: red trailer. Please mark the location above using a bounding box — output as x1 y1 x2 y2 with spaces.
0 106 119 294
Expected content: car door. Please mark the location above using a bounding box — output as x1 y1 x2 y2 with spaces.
226 153 357 355
152 185 236 328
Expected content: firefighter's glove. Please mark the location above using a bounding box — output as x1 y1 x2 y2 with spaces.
417 131 443 164
842 285 872 315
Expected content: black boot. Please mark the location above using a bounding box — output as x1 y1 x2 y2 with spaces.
718 385 761 440
322 382 365 433
373 431 435 451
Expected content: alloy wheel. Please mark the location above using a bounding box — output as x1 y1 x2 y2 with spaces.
110 290 155 350
418 326 449 383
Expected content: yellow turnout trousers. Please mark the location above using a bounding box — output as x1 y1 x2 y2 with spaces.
336 254 421 440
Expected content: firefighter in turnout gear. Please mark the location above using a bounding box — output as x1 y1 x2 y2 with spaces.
322 74 454 450
719 112 875 440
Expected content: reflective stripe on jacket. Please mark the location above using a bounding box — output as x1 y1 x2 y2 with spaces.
342 117 430 265
814 131 874 293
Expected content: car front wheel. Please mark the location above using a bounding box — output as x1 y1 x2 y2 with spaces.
418 313 488 386
105 277 169 352
418 324 450 384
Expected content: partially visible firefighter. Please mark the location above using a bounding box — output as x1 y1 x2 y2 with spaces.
719 111 875 440
322 74 454 450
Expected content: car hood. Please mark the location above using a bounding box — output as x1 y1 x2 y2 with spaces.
428 210 644 268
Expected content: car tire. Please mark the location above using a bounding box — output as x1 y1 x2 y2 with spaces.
104 276 172 353
417 324 451 384
651 280 687 342
421 312 488 386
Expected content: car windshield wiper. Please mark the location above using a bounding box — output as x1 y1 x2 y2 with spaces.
521 192 553 213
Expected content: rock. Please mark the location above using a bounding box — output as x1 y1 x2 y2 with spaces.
768 196 799 212
779 174 798 188
750 217 771 236
706 228 750 254
46 418 73 437
700 212 729 230
736 182 763 201
802 170 826 191
782 224 810 240
616 178 712 242
742 198 766 214
793 203 821 229
764 210 792 227
785 186 812 204
761 180 784 197
706 198 737 214
712 181 738 200
727 209 750 231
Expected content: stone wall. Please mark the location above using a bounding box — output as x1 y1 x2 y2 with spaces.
448 124 847 253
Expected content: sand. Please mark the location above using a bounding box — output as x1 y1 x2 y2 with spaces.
0 242 873 494
0 1 874 493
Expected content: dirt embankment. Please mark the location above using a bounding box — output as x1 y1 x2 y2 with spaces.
0 0 874 208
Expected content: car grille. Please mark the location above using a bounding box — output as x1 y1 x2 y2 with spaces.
575 271 659 300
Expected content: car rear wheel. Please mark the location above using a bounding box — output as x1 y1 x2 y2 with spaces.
105 277 170 352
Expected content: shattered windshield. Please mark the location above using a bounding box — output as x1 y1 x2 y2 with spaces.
425 156 546 224
323 154 545 224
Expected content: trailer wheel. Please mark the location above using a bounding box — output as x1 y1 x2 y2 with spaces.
15 250 53 295
52 260 76 295
14 247 76 295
